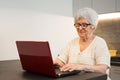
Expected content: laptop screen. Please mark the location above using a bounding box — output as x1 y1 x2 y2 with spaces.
16 41 57 77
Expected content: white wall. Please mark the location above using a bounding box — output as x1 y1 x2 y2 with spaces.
0 0 72 17
0 0 77 61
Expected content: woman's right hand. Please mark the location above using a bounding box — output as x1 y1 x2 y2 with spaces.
53 58 65 67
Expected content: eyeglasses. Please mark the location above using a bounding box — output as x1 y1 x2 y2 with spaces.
74 23 91 28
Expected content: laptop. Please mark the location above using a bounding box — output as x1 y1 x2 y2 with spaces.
16 41 80 77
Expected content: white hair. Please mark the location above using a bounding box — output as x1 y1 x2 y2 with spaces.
74 7 98 29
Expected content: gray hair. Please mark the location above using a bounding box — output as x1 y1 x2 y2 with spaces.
74 7 98 29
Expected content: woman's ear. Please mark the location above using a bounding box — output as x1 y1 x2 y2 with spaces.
90 26 96 32
90 25 95 30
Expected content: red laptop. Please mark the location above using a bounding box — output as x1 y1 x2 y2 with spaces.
16 41 80 77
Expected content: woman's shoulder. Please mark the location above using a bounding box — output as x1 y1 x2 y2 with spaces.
67 37 79 45
94 36 107 45
70 37 79 43
95 36 106 42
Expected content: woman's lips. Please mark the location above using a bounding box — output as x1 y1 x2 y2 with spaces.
80 30 86 33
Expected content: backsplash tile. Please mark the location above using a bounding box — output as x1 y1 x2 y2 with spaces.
95 18 120 55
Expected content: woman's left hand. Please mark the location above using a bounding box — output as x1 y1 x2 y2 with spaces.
60 64 84 71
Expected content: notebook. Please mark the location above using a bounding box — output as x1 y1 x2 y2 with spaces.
16 41 80 77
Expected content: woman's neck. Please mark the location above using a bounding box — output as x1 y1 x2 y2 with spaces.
80 35 95 43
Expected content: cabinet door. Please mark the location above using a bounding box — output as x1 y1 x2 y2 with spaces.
93 0 116 14
116 0 120 12
73 0 92 16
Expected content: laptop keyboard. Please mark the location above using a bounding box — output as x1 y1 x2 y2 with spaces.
54 65 80 77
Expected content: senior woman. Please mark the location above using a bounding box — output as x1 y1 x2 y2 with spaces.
54 8 110 80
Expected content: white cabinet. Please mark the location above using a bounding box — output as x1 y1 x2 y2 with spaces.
73 0 92 15
73 0 119 15
92 0 116 14
116 0 120 11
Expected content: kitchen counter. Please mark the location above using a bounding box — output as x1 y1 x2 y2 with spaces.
111 56 120 66
110 66 120 80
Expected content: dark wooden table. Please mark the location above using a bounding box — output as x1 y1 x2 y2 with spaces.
0 60 107 80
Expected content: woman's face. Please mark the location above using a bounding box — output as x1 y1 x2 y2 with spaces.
74 18 95 38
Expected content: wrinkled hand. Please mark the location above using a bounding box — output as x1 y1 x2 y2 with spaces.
53 59 65 67
60 64 84 71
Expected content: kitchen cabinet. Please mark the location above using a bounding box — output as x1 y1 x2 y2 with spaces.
73 0 92 15
73 0 119 15
116 0 120 11
92 0 116 14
